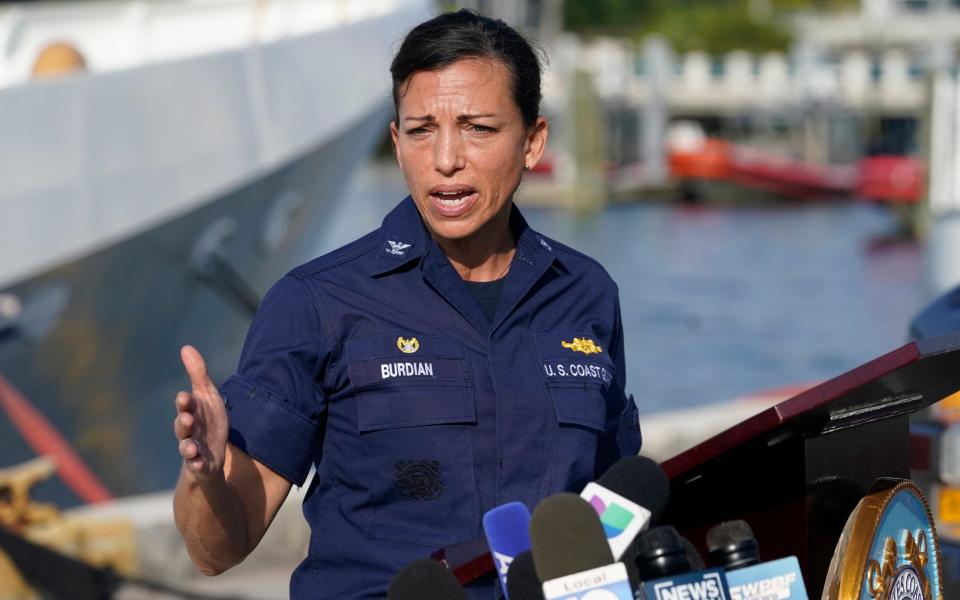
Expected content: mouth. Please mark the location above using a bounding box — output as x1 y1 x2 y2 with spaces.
428 185 478 217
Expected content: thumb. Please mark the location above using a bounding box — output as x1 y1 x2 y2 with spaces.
181 345 214 392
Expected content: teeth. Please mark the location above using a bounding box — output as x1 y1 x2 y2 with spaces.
433 190 474 207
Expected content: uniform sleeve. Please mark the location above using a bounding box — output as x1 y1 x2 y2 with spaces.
220 274 327 486
595 295 642 477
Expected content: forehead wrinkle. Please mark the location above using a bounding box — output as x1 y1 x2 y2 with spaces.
399 58 512 120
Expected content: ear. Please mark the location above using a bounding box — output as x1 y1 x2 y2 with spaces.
389 120 403 169
522 116 549 171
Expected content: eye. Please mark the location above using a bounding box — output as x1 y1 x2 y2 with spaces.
468 124 497 133
405 126 430 136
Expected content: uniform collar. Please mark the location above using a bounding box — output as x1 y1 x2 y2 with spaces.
369 196 566 278
370 197 430 276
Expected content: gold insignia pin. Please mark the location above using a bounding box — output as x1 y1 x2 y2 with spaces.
397 336 420 354
561 337 602 355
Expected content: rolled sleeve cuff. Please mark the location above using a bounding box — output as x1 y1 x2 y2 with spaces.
221 375 319 486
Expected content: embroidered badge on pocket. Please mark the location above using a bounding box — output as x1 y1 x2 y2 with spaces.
395 460 443 501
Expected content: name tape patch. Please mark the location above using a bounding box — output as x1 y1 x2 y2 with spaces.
543 360 612 385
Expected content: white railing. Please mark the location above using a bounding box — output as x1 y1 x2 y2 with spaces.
545 35 930 114
0 0 410 88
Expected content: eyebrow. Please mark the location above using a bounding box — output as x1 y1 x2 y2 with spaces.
403 113 498 123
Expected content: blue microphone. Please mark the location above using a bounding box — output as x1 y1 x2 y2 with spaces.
483 501 533 598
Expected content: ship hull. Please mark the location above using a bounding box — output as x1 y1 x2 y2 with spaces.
0 105 391 506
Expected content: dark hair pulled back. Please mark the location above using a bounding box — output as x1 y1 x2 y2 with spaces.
390 9 543 127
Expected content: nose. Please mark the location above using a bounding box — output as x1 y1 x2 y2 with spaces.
433 127 464 176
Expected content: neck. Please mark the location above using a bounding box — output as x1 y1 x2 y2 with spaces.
433 209 516 283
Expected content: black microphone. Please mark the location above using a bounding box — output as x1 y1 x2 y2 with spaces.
635 526 733 600
595 455 670 525
387 559 469 600
634 525 691 580
706 520 809 599
529 493 615 581
505 550 545 600
706 520 761 569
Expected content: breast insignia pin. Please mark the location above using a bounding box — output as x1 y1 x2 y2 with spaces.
561 337 602 355
397 336 420 354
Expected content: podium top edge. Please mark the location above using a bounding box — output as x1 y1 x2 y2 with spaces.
662 332 960 479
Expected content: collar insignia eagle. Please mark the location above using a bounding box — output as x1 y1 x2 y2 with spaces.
561 337 602 355
397 336 420 354
386 240 412 256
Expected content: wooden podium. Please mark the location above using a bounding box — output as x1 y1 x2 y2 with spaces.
660 332 960 598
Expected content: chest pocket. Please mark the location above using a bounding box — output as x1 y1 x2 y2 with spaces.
534 332 614 490
344 334 477 546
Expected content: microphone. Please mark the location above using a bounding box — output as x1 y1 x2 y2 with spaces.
387 559 469 600
506 550 545 600
707 521 760 569
580 456 668 560
636 526 732 600
530 493 614 581
595 455 670 525
706 520 809 600
483 501 532 597
530 493 634 599
635 526 691 580
586 455 671 589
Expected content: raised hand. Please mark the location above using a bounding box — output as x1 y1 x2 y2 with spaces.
174 345 229 482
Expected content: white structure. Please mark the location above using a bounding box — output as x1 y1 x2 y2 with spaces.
546 35 927 116
0 0 430 289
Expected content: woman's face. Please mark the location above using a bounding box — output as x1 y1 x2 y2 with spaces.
390 58 547 244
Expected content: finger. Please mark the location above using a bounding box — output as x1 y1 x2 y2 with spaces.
179 438 200 461
181 345 213 393
175 391 195 414
174 412 194 440
187 458 205 472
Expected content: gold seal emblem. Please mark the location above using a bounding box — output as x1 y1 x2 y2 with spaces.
397 337 420 354
561 337 602 355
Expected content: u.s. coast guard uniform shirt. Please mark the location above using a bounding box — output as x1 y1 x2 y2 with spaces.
220 197 641 598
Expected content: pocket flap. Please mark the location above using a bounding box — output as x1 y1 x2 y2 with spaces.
551 387 606 432
357 384 476 433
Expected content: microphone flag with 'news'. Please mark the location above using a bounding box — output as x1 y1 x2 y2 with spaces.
483 501 532 598
707 520 808 600
530 494 632 600
641 568 732 600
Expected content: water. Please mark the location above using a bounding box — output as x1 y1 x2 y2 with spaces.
319 161 924 414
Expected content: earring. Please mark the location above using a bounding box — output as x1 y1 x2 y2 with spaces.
523 164 530 171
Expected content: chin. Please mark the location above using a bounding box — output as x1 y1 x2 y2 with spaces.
431 222 480 242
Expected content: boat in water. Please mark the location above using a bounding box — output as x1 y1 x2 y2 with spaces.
0 0 431 508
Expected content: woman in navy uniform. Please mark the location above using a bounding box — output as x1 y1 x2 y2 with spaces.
172 10 641 598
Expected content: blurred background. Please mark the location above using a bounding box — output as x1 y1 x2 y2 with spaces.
1 0 960 597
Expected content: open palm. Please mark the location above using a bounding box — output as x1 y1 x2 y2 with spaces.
174 345 229 481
